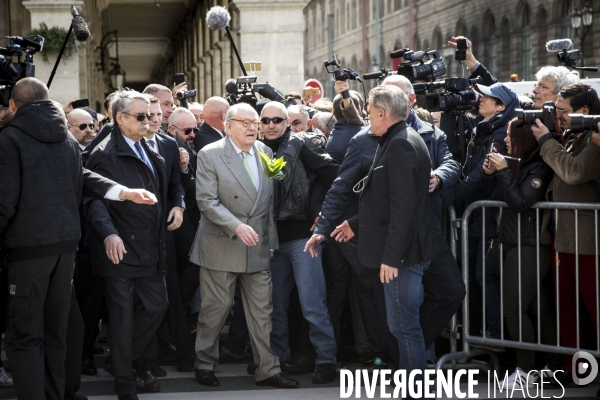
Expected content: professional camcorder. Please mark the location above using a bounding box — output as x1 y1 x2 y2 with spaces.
417 77 480 114
391 48 446 83
516 101 557 132
224 75 285 109
568 114 600 132
546 39 598 73
0 35 44 107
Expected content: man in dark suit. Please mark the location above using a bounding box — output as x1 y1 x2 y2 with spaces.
317 85 439 381
85 91 170 400
192 96 229 151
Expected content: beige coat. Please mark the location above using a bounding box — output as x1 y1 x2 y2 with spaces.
190 137 278 272
540 136 600 255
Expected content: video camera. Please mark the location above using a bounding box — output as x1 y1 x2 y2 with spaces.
0 35 44 107
362 68 395 82
568 114 600 132
224 75 286 109
390 48 446 83
418 77 481 114
546 39 598 73
516 101 557 132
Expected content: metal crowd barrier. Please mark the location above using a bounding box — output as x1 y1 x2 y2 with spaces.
436 200 600 370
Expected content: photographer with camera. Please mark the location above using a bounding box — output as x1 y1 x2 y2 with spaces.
529 83 600 386
482 119 562 388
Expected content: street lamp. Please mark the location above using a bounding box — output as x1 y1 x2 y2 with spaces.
571 5 594 68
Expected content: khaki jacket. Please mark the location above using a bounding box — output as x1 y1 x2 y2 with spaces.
540 136 600 255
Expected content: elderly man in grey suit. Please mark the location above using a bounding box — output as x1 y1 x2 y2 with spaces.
190 103 299 389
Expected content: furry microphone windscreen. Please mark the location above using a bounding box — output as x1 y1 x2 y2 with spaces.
546 38 573 52
72 16 90 42
206 6 231 31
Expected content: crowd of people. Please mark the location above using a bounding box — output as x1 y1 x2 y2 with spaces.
0 33 598 400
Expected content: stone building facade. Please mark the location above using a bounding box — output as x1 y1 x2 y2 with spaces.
304 0 600 100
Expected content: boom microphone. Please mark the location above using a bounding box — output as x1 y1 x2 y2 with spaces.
546 38 572 52
363 71 386 80
206 6 231 31
71 6 90 42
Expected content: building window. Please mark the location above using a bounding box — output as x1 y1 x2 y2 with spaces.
520 3 531 80
561 0 574 41
482 13 497 77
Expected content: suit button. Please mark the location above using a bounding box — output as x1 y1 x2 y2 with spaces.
131 234 135 239
234 196 238 199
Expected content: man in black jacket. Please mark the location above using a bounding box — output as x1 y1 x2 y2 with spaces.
0 78 157 400
85 91 169 400
193 97 230 151
310 85 439 382
260 102 340 384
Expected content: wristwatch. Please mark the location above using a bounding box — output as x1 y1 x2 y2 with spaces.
435 175 442 188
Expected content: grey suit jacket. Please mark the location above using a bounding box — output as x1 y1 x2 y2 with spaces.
190 137 278 273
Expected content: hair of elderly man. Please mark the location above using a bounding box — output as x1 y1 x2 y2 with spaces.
312 111 336 132
287 104 309 121
143 84 172 96
382 75 415 95
146 95 160 104
226 103 259 123
189 102 203 110
535 66 580 94
11 77 49 109
260 101 288 118
111 91 150 122
312 98 333 113
170 106 195 125
368 85 408 121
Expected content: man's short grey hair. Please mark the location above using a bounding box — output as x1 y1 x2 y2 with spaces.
535 66 580 94
382 75 414 95
312 111 336 132
143 84 172 96
225 103 258 123
112 91 150 122
368 85 408 121
260 101 288 118
287 104 309 121
170 107 195 125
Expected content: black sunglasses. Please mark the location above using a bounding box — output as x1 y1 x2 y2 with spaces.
172 125 199 135
121 112 152 122
69 123 94 130
260 117 286 125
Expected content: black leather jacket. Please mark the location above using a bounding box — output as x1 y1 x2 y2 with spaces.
482 148 553 246
273 131 339 221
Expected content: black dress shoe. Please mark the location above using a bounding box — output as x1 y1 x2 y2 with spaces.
117 395 139 400
81 354 97 376
247 362 257 375
152 365 167 377
141 370 160 392
256 373 299 388
195 369 220 387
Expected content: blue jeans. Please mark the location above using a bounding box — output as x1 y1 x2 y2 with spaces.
383 261 429 375
270 238 337 365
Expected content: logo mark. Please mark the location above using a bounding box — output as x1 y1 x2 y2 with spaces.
572 351 598 385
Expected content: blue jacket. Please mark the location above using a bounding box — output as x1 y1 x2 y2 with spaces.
326 118 367 164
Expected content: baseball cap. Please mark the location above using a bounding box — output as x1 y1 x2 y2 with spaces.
474 83 517 106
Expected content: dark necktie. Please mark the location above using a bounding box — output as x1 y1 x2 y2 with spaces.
134 141 156 180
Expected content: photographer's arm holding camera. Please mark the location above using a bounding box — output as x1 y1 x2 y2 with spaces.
334 81 366 126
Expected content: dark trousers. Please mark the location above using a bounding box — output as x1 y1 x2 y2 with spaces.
4 252 75 400
74 249 105 353
420 237 466 348
104 273 168 396
64 286 84 400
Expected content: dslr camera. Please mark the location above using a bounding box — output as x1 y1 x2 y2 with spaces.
0 35 44 107
391 48 446 83
516 101 557 132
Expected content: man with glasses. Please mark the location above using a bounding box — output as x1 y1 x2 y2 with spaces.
193 96 230 151
190 103 298 389
260 102 339 384
67 109 95 150
134 97 188 389
84 91 170 400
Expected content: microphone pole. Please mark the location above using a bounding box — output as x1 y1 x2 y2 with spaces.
47 23 73 89
224 26 247 76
